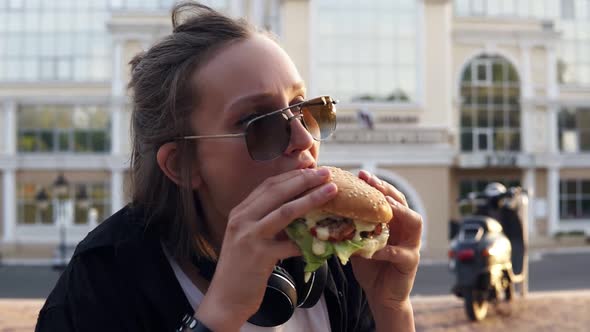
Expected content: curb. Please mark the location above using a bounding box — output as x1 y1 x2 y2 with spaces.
410 289 590 304
0 298 45 304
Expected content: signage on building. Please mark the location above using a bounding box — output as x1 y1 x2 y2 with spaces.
380 115 419 124
328 129 449 145
485 154 518 167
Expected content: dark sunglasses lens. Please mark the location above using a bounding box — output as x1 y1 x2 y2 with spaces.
301 98 336 140
245 113 290 161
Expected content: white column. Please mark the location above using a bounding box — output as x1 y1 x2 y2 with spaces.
229 0 245 17
547 167 559 236
2 170 16 243
547 106 559 154
523 168 536 235
111 38 124 156
111 104 121 155
520 45 533 155
2 101 17 243
520 44 533 99
546 46 558 99
111 39 124 98
521 105 532 153
111 170 124 214
249 0 265 27
140 39 150 52
4 100 16 154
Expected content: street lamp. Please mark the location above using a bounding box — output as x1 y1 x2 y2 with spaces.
35 188 50 212
76 185 90 210
53 173 69 198
35 174 93 269
53 173 69 269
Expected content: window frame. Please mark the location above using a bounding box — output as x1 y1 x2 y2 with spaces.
559 179 590 219
309 0 424 108
17 104 111 154
558 107 590 152
459 55 522 153
17 180 112 226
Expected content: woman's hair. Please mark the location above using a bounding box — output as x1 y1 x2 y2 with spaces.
128 2 255 260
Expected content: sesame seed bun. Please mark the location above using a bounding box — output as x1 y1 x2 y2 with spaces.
316 166 393 224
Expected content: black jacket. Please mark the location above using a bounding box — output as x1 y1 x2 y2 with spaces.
35 205 375 332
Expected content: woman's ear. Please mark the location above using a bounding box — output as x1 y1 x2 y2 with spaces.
156 142 201 189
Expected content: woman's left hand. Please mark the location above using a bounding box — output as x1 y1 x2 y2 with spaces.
350 170 423 311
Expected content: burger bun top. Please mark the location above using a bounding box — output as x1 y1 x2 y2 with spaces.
315 167 393 224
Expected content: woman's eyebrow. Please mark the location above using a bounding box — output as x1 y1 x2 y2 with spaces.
226 82 306 113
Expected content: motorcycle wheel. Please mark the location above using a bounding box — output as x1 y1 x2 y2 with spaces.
504 282 514 301
464 288 488 321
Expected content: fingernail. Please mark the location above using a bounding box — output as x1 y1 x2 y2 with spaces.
322 183 337 194
316 167 330 177
386 196 398 207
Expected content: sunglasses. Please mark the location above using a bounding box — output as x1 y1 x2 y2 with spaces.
178 96 337 161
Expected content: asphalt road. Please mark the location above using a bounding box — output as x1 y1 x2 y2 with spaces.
411 250 590 296
1 250 589 299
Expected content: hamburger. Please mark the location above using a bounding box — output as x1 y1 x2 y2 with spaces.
285 167 393 276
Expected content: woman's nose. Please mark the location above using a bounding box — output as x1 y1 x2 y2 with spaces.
283 115 314 156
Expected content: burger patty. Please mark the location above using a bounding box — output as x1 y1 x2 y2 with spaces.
308 217 384 242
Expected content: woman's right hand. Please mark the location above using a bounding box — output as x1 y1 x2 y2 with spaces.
194 167 337 331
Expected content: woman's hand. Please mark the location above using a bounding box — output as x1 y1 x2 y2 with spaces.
195 168 338 332
350 170 422 331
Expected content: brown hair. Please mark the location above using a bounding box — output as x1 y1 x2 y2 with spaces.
128 2 255 260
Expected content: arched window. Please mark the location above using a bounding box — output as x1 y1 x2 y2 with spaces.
378 173 427 249
460 55 521 152
380 177 417 212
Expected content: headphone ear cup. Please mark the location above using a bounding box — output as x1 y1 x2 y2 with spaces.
280 257 328 309
297 262 328 308
247 265 298 327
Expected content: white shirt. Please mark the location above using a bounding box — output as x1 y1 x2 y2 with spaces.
163 247 332 332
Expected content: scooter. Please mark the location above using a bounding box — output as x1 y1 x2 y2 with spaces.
448 183 528 321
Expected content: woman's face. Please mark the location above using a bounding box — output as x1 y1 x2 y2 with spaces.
190 34 319 234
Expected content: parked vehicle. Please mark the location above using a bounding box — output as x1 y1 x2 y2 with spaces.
449 183 528 321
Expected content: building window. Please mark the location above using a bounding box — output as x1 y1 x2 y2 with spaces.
454 1 590 85
0 1 111 82
17 183 53 225
460 55 521 152
556 0 590 85
459 179 521 198
108 0 229 11
74 183 111 225
17 181 111 225
458 179 521 215
17 105 111 153
560 179 590 219
559 108 590 152
313 0 418 103
454 0 560 19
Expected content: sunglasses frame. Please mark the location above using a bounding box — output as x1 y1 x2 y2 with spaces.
177 96 337 161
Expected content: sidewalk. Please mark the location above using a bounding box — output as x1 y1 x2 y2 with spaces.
412 290 590 331
3 291 589 331
0 299 42 332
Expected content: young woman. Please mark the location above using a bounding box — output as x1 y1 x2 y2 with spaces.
36 3 422 332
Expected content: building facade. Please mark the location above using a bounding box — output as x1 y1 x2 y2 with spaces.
0 0 589 260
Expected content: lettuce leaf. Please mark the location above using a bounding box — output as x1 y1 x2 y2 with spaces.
333 239 364 265
285 220 365 272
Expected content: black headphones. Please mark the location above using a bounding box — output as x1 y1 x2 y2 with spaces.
192 256 328 327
